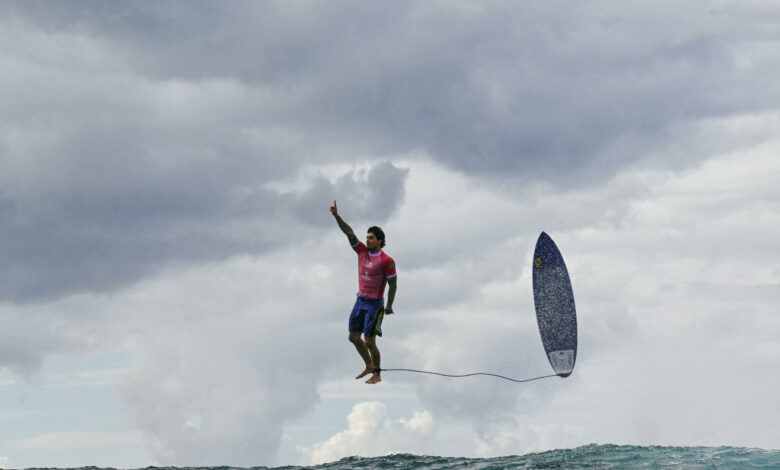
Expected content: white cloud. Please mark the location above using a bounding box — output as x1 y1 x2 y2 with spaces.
304 401 434 465
1 243 350 466
17 431 143 451
472 421 585 458
112 251 351 466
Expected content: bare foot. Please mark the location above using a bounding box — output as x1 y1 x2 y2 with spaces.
366 374 382 384
355 367 373 379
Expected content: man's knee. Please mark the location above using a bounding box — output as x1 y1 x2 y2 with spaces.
348 332 362 344
364 335 376 348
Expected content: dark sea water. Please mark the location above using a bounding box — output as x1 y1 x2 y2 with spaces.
299 445 778 469
299 445 777 469
19 444 780 470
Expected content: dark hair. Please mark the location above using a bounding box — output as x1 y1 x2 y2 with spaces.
367 226 386 248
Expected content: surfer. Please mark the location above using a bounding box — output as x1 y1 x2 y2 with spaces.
330 200 397 384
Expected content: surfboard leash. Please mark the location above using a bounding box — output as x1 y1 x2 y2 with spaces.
379 368 559 383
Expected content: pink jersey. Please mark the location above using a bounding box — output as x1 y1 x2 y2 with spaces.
352 241 397 299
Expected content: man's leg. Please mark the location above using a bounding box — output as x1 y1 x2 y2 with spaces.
349 331 373 379
364 335 381 384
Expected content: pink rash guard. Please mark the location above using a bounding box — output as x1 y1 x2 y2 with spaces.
352 240 396 299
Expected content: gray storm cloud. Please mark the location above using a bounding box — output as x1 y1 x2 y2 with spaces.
3 1 779 302
0 156 407 302
7 1 779 180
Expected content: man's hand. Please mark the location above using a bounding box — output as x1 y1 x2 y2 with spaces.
385 307 394 315
330 200 338 217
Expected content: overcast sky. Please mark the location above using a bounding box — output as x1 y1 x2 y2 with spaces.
1 1 779 468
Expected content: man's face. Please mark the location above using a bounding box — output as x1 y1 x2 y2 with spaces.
366 232 380 251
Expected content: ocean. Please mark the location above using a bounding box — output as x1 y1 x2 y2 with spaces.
16 444 780 470
302 445 779 469
300 445 779 469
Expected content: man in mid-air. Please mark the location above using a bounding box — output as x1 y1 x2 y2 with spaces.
330 200 397 384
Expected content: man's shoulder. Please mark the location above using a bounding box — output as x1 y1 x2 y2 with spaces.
380 251 395 266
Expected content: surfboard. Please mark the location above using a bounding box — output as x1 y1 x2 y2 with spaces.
532 232 577 377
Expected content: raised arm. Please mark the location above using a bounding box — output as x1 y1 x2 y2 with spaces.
330 200 358 245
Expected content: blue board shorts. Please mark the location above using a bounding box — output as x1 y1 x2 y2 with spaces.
349 294 385 337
